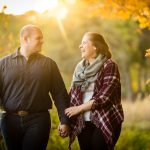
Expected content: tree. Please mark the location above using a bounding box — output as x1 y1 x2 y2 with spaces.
81 0 150 29
145 49 150 57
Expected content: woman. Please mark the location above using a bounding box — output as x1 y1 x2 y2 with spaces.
65 32 124 150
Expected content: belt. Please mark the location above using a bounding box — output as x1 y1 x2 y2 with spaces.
13 110 29 117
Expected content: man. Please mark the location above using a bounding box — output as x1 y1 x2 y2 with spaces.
0 25 70 150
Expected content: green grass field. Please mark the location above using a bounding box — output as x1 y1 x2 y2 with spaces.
46 97 150 150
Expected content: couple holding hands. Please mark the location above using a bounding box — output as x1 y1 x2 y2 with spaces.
0 25 124 150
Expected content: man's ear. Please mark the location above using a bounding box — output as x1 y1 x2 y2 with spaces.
24 36 30 44
93 46 96 50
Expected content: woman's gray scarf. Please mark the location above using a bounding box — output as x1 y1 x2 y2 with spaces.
72 54 108 92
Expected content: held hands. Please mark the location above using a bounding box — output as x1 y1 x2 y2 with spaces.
65 105 83 118
145 49 150 57
58 105 84 138
58 124 70 138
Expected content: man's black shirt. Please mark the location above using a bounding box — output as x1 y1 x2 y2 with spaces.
0 48 69 124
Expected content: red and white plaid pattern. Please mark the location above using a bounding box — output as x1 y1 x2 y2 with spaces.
68 59 124 150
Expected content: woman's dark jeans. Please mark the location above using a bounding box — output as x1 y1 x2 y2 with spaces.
0 111 50 150
78 121 121 150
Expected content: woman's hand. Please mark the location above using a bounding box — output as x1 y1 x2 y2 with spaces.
65 100 94 118
65 106 83 118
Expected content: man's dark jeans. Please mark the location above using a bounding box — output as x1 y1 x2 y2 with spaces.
0 111 51 150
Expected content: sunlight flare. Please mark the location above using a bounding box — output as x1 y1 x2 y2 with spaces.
33 0 58 13
56 18 71 51
0 0 59 15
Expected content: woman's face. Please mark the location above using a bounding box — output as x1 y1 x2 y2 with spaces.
79 35 97 61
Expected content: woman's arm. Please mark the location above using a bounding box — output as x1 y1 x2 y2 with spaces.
65 61 120 117
65 100 94 118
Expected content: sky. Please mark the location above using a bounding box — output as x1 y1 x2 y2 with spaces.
0 0 59 15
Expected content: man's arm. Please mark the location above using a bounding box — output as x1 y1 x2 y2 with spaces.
49 60 70 124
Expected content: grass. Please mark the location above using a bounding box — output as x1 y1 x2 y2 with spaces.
122 96 150 127
47 96 150 150
0 96 150 150
115 96 150 150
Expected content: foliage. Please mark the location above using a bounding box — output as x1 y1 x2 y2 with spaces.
46 107 68 150
0 1 150 99
0 1 150 150
82 0 150 29
42 98 150 150
1 98 150 149
123 98 150 122
46 106 79 150
44 98 150 150
115 97 150 149
116 126 150 150
145 49 150 58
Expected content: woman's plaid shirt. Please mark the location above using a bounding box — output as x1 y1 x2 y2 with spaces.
69 59 124 150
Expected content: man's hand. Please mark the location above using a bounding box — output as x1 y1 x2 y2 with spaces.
58 124 70 138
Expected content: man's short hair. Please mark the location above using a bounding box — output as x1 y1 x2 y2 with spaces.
20 24 41 38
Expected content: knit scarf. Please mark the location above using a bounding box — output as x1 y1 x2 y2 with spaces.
72 54 108 91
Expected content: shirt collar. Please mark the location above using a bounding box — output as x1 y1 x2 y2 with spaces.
11 47 22 59
11 47 40 59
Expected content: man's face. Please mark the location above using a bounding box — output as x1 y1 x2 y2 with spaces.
27 29 44 53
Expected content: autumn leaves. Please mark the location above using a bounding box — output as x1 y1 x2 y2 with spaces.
145 49 150 58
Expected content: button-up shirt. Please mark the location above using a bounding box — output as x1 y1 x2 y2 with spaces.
0 48 69 124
